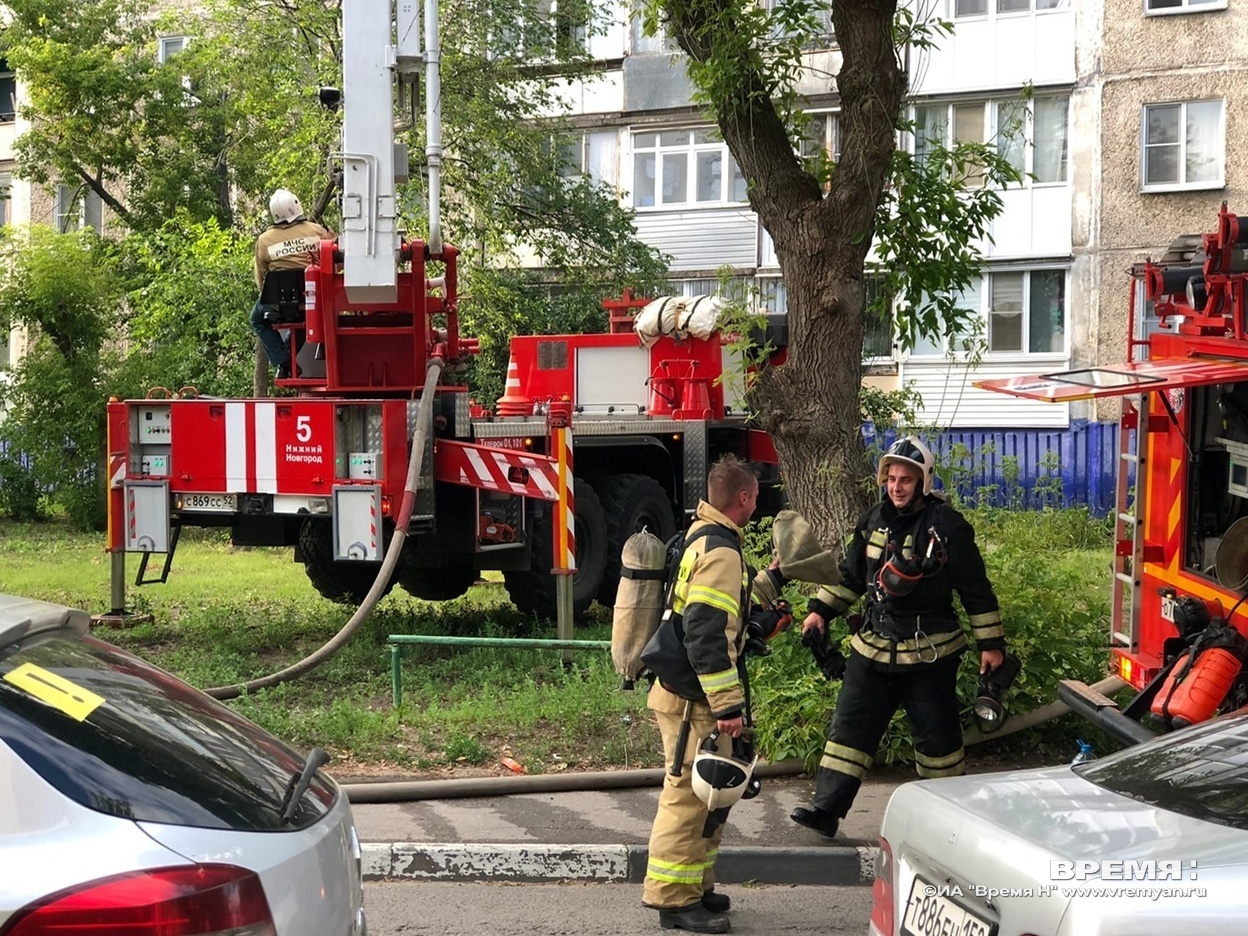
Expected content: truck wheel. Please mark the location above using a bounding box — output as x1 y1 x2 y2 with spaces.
397 562 479 601
298 518 396 605
504 480 608 620
597 474 677 607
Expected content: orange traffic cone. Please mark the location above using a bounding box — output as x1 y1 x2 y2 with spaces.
495 351 532 416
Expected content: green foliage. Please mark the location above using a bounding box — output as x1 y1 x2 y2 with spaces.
0 228 122 528
110 214 256 399
874 138 1023 356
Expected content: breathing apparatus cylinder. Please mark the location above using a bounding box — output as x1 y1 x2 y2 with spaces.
611 529 668 689
1150 643 1243 728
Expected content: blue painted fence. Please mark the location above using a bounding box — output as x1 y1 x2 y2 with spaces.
864 420 1121 516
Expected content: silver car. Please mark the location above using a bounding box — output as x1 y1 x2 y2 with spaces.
871 715 1246 936
0 594 365 936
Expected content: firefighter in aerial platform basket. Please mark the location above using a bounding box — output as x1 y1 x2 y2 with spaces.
790 436 1010 840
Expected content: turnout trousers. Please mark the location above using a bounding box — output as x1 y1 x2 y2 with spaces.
642 682 730 910
812 649 965 818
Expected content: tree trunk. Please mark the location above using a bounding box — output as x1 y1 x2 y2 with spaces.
666 0 905 547
254 341 269 398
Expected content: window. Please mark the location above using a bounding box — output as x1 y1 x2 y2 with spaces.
1142 100 1224 190
764 0 834 47
1146 0 1225 14
917 96 1069 185
988 269 1065 353
158 36 187 63
757 277 893 361
0 61 14 123
995 94 1069 184
801 111 840 187
551 130 618 186
55 184 103 234
630 0 678 53
954 0 1067 16
632 129 746 208
910 270 1065 357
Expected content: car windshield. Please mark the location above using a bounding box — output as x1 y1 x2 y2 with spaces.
0 629 335 831
1077 715 1248 831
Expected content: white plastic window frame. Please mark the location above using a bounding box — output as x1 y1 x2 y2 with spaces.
1144 0 1226 15
993 93 1070 187
630 128 746 210
1139 98 1225 193
906 266 1068 361
985 267 1068 358
951 0 1068 19
158 35 188 63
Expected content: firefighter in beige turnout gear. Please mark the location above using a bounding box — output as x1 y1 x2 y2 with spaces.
790 437 1006 839
250 188 333 378
640 456 758 935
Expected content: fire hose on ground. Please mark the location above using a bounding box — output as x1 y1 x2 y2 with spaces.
206 358 444 700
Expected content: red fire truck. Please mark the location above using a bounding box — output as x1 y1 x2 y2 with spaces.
103 0 780 622
978 203 1248 742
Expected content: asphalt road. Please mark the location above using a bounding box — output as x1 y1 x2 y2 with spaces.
363 880 874 934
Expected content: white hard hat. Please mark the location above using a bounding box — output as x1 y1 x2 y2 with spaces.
691 734 758 811
877 435 937 496
269 188 304 224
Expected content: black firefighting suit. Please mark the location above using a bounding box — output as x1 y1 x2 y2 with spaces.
642 500 750 912
806 493 1004 819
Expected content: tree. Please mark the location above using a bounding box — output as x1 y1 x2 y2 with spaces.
0 227 122 527
654 0 1020 542
3 0 666 399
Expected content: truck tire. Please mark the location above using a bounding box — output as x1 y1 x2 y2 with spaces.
397 562 479 601
298 518 396 605
596 473 677 607
504 480 608 620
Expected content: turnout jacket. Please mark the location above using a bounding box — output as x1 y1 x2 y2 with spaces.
254 218 333 292
810 495 1004 668
654 500 751 718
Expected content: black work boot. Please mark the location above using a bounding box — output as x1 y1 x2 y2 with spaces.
790 805 839 838
658 901 730 933
701 890 730 913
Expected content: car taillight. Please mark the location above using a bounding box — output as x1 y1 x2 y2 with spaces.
870 836 895 936
0 865 276 936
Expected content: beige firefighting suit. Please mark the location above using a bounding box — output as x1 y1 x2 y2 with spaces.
642 500 749 911
254 218 333 292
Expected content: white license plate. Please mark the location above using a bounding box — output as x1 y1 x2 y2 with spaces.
901 875 995 936
178 492 237 512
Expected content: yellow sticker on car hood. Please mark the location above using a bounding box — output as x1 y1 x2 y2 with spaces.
4 663 105 721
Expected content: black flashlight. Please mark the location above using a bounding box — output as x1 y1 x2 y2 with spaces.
972 652 1021 733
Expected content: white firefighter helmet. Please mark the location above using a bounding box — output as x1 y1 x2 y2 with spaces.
691 734 758 811
269 188 304 224
877 435 936 496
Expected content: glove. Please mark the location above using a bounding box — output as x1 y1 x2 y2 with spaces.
801 627 846 681
751 566 786 609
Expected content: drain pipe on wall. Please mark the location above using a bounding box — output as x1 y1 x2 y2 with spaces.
341 675 1128 803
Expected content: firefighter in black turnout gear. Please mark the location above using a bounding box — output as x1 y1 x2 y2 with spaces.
789 437 1006 839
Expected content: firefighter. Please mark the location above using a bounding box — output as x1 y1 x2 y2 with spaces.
641 454 758 935
790 436 1006 839
250 188 332 379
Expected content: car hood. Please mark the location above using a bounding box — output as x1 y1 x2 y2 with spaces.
906 764 1245 866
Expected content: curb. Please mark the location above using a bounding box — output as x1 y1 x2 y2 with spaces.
362 843 875 886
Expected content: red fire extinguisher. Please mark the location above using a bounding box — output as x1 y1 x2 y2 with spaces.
1150 623 1246 728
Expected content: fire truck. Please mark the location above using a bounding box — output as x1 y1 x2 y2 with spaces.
104 0 780 622
977 203 1248 743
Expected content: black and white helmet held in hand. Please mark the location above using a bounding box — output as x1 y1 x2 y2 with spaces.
877 435 936 496
691 733 759 811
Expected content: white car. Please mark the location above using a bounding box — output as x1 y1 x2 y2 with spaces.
0 594 365 936
870 715 1246 936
